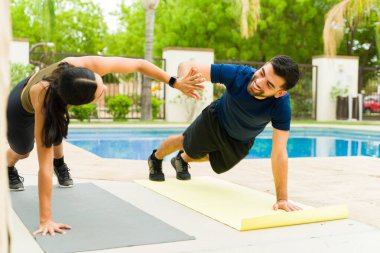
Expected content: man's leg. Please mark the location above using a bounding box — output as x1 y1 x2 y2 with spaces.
148 134 184 181
7 148 28 191
154 134 184 159
170 151 209 181
181 153 209 163
53 143 73 187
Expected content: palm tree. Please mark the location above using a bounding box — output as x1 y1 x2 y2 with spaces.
0 0 12 251
323 0 379 57
141 0 159 121
31 0 56 67
237 0 260 38
35 0 56 43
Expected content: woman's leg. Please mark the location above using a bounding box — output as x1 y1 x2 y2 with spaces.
53 143 64 159
53 143 73 187
6 77 34 190
7 148 29 167
7 148 29 191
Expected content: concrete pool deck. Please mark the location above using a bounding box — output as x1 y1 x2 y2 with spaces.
9 124 380 252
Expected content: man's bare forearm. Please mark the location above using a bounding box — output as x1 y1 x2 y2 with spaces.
271 154 288 201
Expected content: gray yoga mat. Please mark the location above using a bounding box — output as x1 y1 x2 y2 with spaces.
11 183 194 253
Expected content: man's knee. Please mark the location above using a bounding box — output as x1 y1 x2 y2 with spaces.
168 134 184 147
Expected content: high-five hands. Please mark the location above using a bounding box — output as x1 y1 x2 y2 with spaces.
175 67 206 99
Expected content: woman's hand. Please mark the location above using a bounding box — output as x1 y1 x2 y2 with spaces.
175 67 206 99
33 220 72 236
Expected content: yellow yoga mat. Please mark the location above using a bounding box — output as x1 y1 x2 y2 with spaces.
136 177 349 231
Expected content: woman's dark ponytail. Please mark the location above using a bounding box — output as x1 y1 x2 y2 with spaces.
41 62 97 147
43 80 70 147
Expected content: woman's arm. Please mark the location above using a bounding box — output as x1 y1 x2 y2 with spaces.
64 56 205 99
64 56 165 77
30 83 71 236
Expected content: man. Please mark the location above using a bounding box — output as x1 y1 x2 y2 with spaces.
148 55 301 212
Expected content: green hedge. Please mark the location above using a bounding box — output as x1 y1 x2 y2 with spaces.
107 95 134 120
69 104 97 122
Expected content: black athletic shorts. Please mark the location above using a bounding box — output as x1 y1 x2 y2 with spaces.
7 77 35 155
183 100 254 174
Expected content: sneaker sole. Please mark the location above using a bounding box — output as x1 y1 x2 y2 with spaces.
10 187 25 191
58 184 74 188
176 176 191 180
149 176 165 182
149 178 165 182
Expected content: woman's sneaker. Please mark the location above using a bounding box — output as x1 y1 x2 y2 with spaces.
148 150 165 181
171 151 191 180
54 163 73 187
8 167 24 191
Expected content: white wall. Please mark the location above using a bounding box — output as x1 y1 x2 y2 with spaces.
163 47 214 122
10 38 29 64
312 56 359 121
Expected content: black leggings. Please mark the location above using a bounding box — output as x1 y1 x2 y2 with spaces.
7 77 35 155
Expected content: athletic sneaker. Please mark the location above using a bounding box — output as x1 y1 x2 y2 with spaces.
148 150 165 181
171 150 191 180
54 163 73 187
8 167 24 191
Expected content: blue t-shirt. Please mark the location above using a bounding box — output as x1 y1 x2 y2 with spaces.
211 64 291 142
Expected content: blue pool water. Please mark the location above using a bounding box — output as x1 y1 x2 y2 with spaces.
66 127 380 160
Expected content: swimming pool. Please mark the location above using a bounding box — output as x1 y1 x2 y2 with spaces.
66 127 380 160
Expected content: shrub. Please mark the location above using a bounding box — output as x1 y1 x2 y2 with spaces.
152 96 164 119
69 104 97 122
11 63 35 89
107 95 133 120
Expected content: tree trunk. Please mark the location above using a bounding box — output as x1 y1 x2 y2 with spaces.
0 0 12 252
141 8 156 121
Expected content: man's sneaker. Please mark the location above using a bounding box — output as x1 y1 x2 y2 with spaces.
54 163 73 188
171 151 191 180
8 167 24 191
148 150 165 181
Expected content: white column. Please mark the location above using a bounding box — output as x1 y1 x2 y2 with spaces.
0 0 12 251
312 56 359 121
10 38 29 64
163 47 214 122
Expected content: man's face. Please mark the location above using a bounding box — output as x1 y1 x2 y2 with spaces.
247 63 287 99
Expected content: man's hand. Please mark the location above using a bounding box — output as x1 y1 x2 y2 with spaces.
273 199 302 212
175 67 206 99
33 220 72 236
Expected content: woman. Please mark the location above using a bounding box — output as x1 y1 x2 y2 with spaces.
7 56 205 236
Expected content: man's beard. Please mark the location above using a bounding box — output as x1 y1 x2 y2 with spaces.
247 82 266 98
250 89 265 97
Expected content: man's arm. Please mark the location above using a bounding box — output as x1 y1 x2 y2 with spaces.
271 128 302 211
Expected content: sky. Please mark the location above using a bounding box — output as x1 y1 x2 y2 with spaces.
90 0 128 32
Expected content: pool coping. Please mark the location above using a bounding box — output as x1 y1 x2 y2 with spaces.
68 123 380 130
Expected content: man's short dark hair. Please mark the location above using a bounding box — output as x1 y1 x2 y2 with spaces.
270 55 299 90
